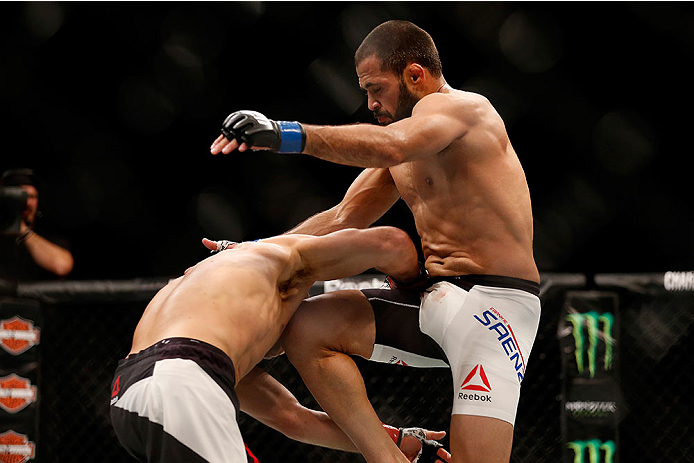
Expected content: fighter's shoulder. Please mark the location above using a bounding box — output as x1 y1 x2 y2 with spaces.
414 90 492 118
250 236 305 266
257 234 305 250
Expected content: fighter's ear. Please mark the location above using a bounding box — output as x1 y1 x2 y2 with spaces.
405 63 425 84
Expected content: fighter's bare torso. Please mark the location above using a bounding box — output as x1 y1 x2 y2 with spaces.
390 89 539 283
127 227 421 384
128 240 310 383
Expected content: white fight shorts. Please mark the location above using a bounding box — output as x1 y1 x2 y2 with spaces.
363 274 541 425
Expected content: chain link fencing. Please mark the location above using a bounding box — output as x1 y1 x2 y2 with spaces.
1 272 691 462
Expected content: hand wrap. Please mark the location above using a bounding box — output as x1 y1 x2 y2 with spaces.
383 425 447 463
221 110 305 153
210 240 237 254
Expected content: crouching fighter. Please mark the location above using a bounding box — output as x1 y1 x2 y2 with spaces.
109 227 450 462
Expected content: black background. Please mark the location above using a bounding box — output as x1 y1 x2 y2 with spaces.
2 2 692 280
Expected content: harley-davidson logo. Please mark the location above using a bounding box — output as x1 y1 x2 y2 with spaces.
0 430 36 463
0 374 37 414
0 316 40 355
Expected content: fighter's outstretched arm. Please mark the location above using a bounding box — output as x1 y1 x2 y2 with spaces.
210 92 470 168
236 367 451 461
237 366 357 451
289 226 420 285
302 93 467 168
203 227 419 288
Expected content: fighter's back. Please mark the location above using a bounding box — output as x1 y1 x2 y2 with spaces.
129 240 304 382
390 89 539 283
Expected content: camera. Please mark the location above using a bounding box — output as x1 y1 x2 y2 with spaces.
0 186 28 235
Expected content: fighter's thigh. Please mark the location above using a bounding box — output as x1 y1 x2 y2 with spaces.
450 414 513 463
283 290 375 358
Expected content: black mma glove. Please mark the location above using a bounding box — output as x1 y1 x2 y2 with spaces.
221 110 305 153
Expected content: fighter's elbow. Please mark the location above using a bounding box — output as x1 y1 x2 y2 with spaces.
383 149 405 167
272 406 306 441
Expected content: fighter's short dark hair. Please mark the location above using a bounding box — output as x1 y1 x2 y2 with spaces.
355 20 442 78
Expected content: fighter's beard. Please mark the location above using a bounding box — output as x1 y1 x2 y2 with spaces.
373 80 420 126
393 79 419 122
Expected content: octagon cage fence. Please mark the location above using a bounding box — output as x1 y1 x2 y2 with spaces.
0 271 692 463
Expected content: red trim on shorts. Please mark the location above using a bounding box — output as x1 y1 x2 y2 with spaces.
245 444 259 463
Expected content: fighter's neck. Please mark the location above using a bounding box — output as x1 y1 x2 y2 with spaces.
419 79 450 99
435 80 451 94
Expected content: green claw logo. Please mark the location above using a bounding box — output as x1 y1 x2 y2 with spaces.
566 311 614 378
567 439 615 463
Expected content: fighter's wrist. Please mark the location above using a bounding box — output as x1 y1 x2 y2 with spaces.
382 423 402 446
275 120 305 154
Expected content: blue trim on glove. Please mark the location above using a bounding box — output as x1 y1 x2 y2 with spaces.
277 121 304 153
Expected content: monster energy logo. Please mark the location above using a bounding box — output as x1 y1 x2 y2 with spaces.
566 311 614 378
565 400 617 418
567 439 615 463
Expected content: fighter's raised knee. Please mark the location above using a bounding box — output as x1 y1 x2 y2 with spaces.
282 290 376 361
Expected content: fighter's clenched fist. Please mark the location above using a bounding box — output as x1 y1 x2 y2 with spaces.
210 110 305 154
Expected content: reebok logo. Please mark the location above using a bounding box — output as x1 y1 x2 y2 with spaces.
111 376 121 399
388 356 409 366
461 364 491 392
458 364 492 402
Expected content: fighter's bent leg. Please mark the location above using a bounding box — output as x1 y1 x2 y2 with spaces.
450 415 513 463
282 290 410 463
